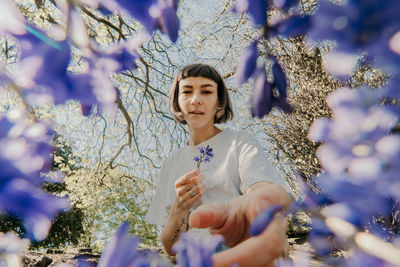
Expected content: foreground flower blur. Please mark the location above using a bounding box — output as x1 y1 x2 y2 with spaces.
0 0 400 266
173 232 224 267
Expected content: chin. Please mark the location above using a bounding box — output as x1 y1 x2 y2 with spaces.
186 119 212 129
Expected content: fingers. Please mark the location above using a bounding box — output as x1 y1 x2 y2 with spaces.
189 202 228 229
282 238 290 260
175 169 200 188
212 215 288 267
175 175 205 198
174 169 206 210
185 183 205 206
182 182 206 202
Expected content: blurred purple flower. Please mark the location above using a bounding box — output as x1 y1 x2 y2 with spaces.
250 63 292 118
251 65 272 117
308 0 400 71
0 112 70 242
250 205 283 236
0 116 55 185
97 222 141 267
308 218 338 258
309 88 397 177
235 41 258 85
270 0 299 10
158 0 180 43
234 0 268 26
323 203 363 228
15 27 99 113
309 0 400 51
307 118 331 143
382 75 400 99
115 0 180 43
99 37 142 72
11 23 144 116
318 175 392 223
98 222 170 267
271 57 287 99
342 250 387 267
304 81 400 261
0 178 69 241
172 231 224 267
269 15 311 39
0 0 26 36
18 28 71 103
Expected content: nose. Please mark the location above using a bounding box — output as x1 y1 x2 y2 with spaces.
190 92 201 105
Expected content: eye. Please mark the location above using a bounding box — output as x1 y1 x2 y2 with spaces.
202 90 213 94
182 90 192 94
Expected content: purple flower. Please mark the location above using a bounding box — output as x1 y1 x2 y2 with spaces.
295 181 333 210
308 218 338 258
250 205 283 236
382 75 400 99
115 0 180 43
269 15 311 39
309 0 391 51
0 179 69 241
318 175 392 224
158 0 180 43
172 231 224 267
270 0 299 11
0 0 26 36
0 113 70 241
342 250 387 267
97 222 170 267
250 65 273 117
308 0 400 71
271 57 287 99
18 26 70 99
0 116 55 185
15 27 97 113
194 145 214 168
234 0 268 26
235 41 258 85
250 63 292 118
97 222 141 267
12 24 144 117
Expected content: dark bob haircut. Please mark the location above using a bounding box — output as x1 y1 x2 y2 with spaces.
169 64 233 125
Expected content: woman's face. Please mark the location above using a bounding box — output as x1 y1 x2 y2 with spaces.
178 76 219 130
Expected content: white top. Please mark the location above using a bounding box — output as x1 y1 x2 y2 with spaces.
146 128 289 226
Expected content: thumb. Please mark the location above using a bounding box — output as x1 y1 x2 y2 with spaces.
189 202 228 229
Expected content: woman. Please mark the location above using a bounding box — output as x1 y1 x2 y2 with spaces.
146 64 290 266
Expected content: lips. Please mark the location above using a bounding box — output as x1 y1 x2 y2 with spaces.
190 110 204 115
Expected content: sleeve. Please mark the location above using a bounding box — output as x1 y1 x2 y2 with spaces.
145 157 175 226
237 131 290 194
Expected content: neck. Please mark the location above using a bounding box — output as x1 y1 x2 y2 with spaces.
188 124 221 146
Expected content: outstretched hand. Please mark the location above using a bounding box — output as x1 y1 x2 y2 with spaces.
189 183 291 267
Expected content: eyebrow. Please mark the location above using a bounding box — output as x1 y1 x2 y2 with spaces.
181 84 215 89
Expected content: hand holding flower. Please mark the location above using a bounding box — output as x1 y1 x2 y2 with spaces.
174 169 206 210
